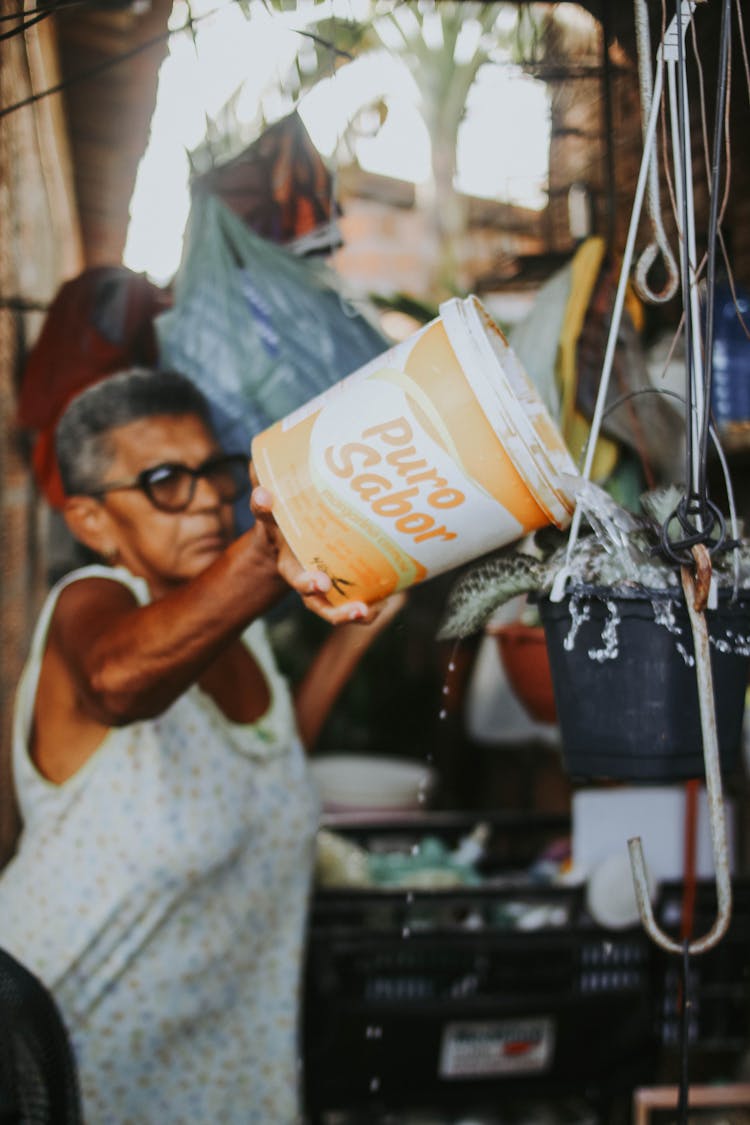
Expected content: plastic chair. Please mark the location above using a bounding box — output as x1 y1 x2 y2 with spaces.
0 948 82 1124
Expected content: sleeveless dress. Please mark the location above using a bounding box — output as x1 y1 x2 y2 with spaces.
0 565 320 1125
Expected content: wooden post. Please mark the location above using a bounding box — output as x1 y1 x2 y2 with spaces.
0 3 83 865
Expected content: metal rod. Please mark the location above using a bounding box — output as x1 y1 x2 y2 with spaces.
666 57 705 496
627 553 732 955
557 61 665 585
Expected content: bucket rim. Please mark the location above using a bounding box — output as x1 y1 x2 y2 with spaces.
439 296 568 528
440 296 579 526
440 302 571 529
458 292 578 487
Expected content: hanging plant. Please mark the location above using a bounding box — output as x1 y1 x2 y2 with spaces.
439 483 750 782
439 483 750 640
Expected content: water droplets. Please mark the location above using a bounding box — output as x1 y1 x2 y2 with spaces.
729 632 750 657
708 629 750 657
563 595 590 652
653 598 750 661
438 644 461 722
652 599 682 637
653 598 693 664
587 600 620 662
561 589 750 668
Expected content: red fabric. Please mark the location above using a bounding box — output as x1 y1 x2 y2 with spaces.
18 267 169 508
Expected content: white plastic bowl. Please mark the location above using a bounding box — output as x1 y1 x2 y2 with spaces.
585 851 657 930
310 753 437 813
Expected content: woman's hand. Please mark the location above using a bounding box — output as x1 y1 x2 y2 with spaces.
329 590 407 648
364 590 408 630
250 483 383 627
249 472 408 749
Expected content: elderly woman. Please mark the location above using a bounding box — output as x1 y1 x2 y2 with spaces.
0 368 401 1124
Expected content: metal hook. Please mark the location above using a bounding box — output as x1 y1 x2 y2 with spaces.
627 546 732 955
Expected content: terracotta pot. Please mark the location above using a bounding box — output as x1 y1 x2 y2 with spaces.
494 623 557 725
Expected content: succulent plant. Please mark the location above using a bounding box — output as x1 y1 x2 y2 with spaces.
438 483 749 640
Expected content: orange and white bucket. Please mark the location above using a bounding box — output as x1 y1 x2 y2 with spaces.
251 295 580 605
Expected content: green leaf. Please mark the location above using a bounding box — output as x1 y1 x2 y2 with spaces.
437 550 550 640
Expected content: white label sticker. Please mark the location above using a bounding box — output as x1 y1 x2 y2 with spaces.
438 1017 555 1078
309 377 521 575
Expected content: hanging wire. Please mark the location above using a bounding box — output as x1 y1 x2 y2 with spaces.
657 0 700 565
676 0 697 488
687 19 738 367
716 0 750 342
0 23 174 120
291 28 353 61
660 0 733 566
656 4 729 307
660 6 734 312
737 0 750 115
659 0 680 239
0 0 354 122
0 3 86 23
690 13 733 264
600 384 742 596
666 3 749 361
698 0 733 490
658 8 736 325
0 8 51 41
676 939 692 1123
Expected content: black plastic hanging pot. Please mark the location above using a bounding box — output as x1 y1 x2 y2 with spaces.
537 586 750 782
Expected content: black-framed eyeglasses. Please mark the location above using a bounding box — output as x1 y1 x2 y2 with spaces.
89 454 250 513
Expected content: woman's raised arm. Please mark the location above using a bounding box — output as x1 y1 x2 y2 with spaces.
51 488 376 728
293 592 406 751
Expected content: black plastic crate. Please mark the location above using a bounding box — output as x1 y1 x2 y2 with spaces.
655 879 750 1062
303 815 659 1120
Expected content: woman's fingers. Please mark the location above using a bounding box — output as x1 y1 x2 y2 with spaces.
291 568 333 597
249 484 275 524
285 563 374 624
371 591 408 621
348 590 406 634
249 481 394 626
301 594 374 625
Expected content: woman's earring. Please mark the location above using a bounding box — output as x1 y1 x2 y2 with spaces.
103 547 119 565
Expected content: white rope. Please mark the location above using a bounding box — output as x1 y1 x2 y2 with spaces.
633 0 680 303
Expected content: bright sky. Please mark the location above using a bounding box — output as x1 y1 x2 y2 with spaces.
123 0 551 286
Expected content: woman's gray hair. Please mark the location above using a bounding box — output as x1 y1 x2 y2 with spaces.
55 368 218 496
